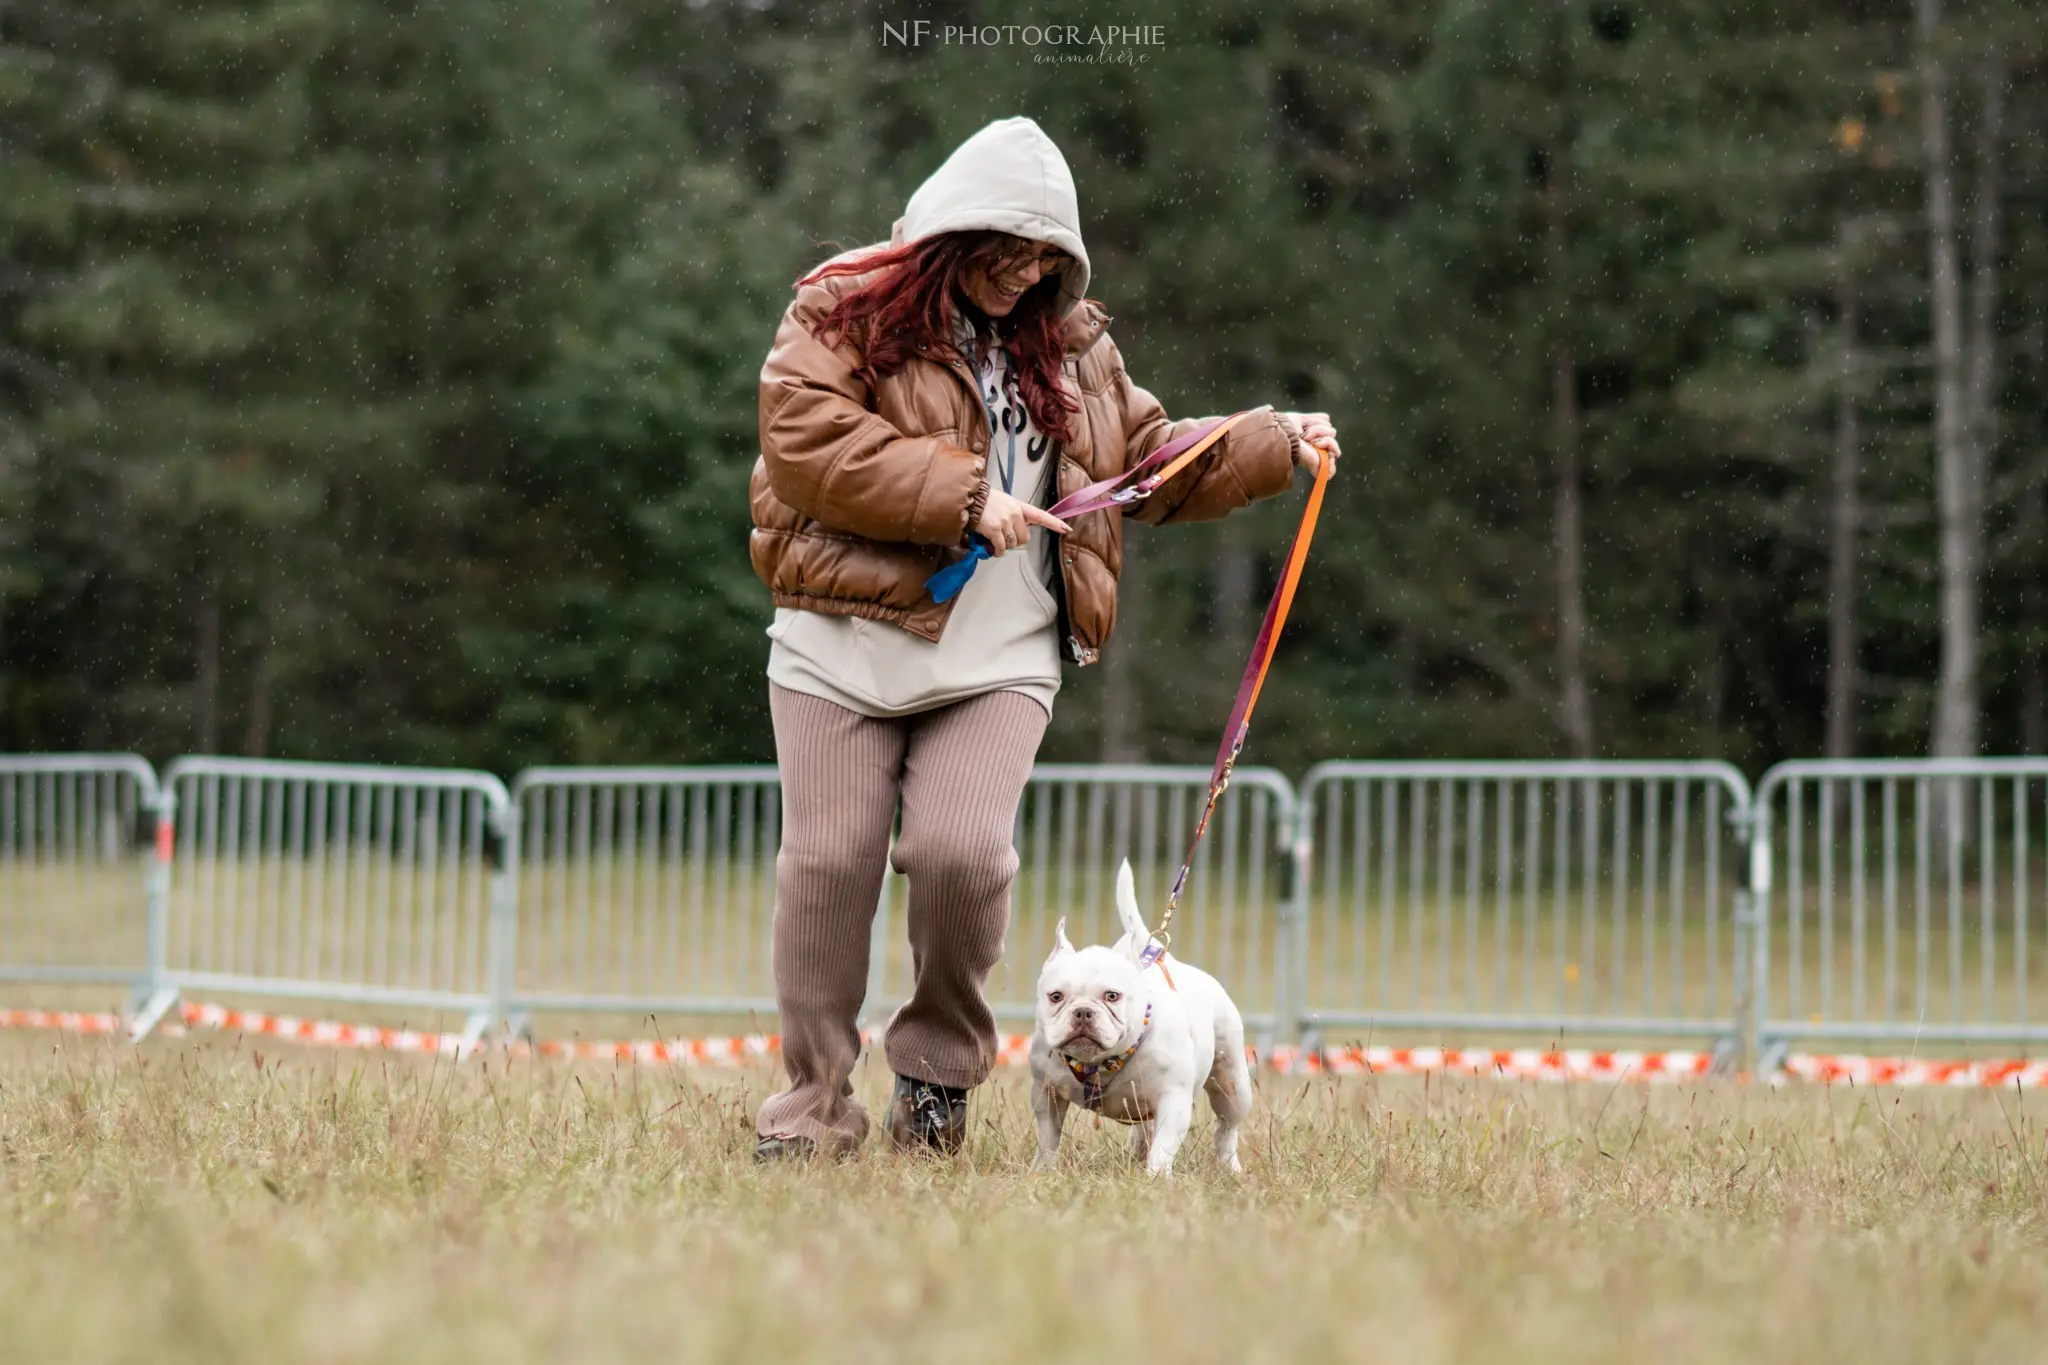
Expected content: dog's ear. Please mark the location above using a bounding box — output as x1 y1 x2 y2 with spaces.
1114 859 1149 963
1047 917 1075 963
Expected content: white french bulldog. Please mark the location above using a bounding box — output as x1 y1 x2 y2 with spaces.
1029 859 1253 1176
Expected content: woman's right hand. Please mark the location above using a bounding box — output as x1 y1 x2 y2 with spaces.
976 487 1071 555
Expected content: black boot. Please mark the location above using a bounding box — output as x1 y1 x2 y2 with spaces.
885 1074 970 1155
752 1134 819 1163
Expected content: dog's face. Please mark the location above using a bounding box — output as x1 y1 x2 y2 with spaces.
1035 921 1148 1062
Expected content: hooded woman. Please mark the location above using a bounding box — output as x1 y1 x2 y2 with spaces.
750 116 1340 1159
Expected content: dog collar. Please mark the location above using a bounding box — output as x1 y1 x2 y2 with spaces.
1058 1003 1153 1112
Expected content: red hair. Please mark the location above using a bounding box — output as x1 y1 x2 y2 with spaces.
797 231 1081 446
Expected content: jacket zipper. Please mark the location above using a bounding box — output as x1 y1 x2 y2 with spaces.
1058 310 1106 662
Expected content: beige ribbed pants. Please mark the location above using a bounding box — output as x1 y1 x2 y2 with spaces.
755 682 1049 1149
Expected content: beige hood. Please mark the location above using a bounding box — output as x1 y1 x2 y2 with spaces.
890 116 1092 318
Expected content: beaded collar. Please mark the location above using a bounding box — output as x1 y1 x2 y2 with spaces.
1057 1002 1153 1112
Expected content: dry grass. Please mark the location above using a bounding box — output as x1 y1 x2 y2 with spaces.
2 1032 2047 1363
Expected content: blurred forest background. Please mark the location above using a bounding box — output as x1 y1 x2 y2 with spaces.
0 0 2042 774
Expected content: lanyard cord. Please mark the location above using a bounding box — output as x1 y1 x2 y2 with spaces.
972 341 1020 497
922 335 1024 609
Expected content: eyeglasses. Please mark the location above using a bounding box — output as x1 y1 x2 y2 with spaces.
989 242 1070 280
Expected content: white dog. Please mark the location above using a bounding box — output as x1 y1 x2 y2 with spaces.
1029 859 1253 1176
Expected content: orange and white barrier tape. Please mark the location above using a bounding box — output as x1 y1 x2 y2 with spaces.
526 1029 1037 1068
1263 1043 1715 1083
526 1033 781 1066
0 998 1022 1069
176 1000 468 1055
173 1003 776 1064
0 1006 126 1036
1781 1053 2048 1089
5 1001 2047 1087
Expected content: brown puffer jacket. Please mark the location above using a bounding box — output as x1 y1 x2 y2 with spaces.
749 247 1303 665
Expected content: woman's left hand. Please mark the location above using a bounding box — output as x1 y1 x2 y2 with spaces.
1281 412 1341 472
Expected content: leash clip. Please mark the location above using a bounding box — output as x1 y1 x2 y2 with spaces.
1138 936 1177 991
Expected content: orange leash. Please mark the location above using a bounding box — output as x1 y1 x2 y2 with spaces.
1048 409 1333 958
1150 443 1331 950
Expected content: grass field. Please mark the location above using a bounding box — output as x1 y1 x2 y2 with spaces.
3 1031 2047 1363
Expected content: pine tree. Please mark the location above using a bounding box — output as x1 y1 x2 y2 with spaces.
1 0 346 752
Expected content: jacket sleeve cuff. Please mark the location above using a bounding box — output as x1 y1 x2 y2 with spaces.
963 478 991 544
1272 410 1309 468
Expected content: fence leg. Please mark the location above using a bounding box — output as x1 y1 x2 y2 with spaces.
1278 818 1312 1054
1731 889 1755 1074
128 789 179 1042
485 803 522 1043
1734 806 1774 1076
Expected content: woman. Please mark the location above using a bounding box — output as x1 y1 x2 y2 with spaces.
750 116 1340 1159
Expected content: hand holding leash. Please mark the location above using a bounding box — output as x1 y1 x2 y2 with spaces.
1280 411 1342 471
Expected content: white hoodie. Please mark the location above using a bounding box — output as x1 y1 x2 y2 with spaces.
766 117 1083 719
892 116 1092 318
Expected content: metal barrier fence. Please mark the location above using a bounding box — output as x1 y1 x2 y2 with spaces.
145 757 517 1040
510 767 783 1022
1290 762 1757 1051
17 751 2048 1062
0 754 164 997
1752 759 2048 1054
507 763 1297 1040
